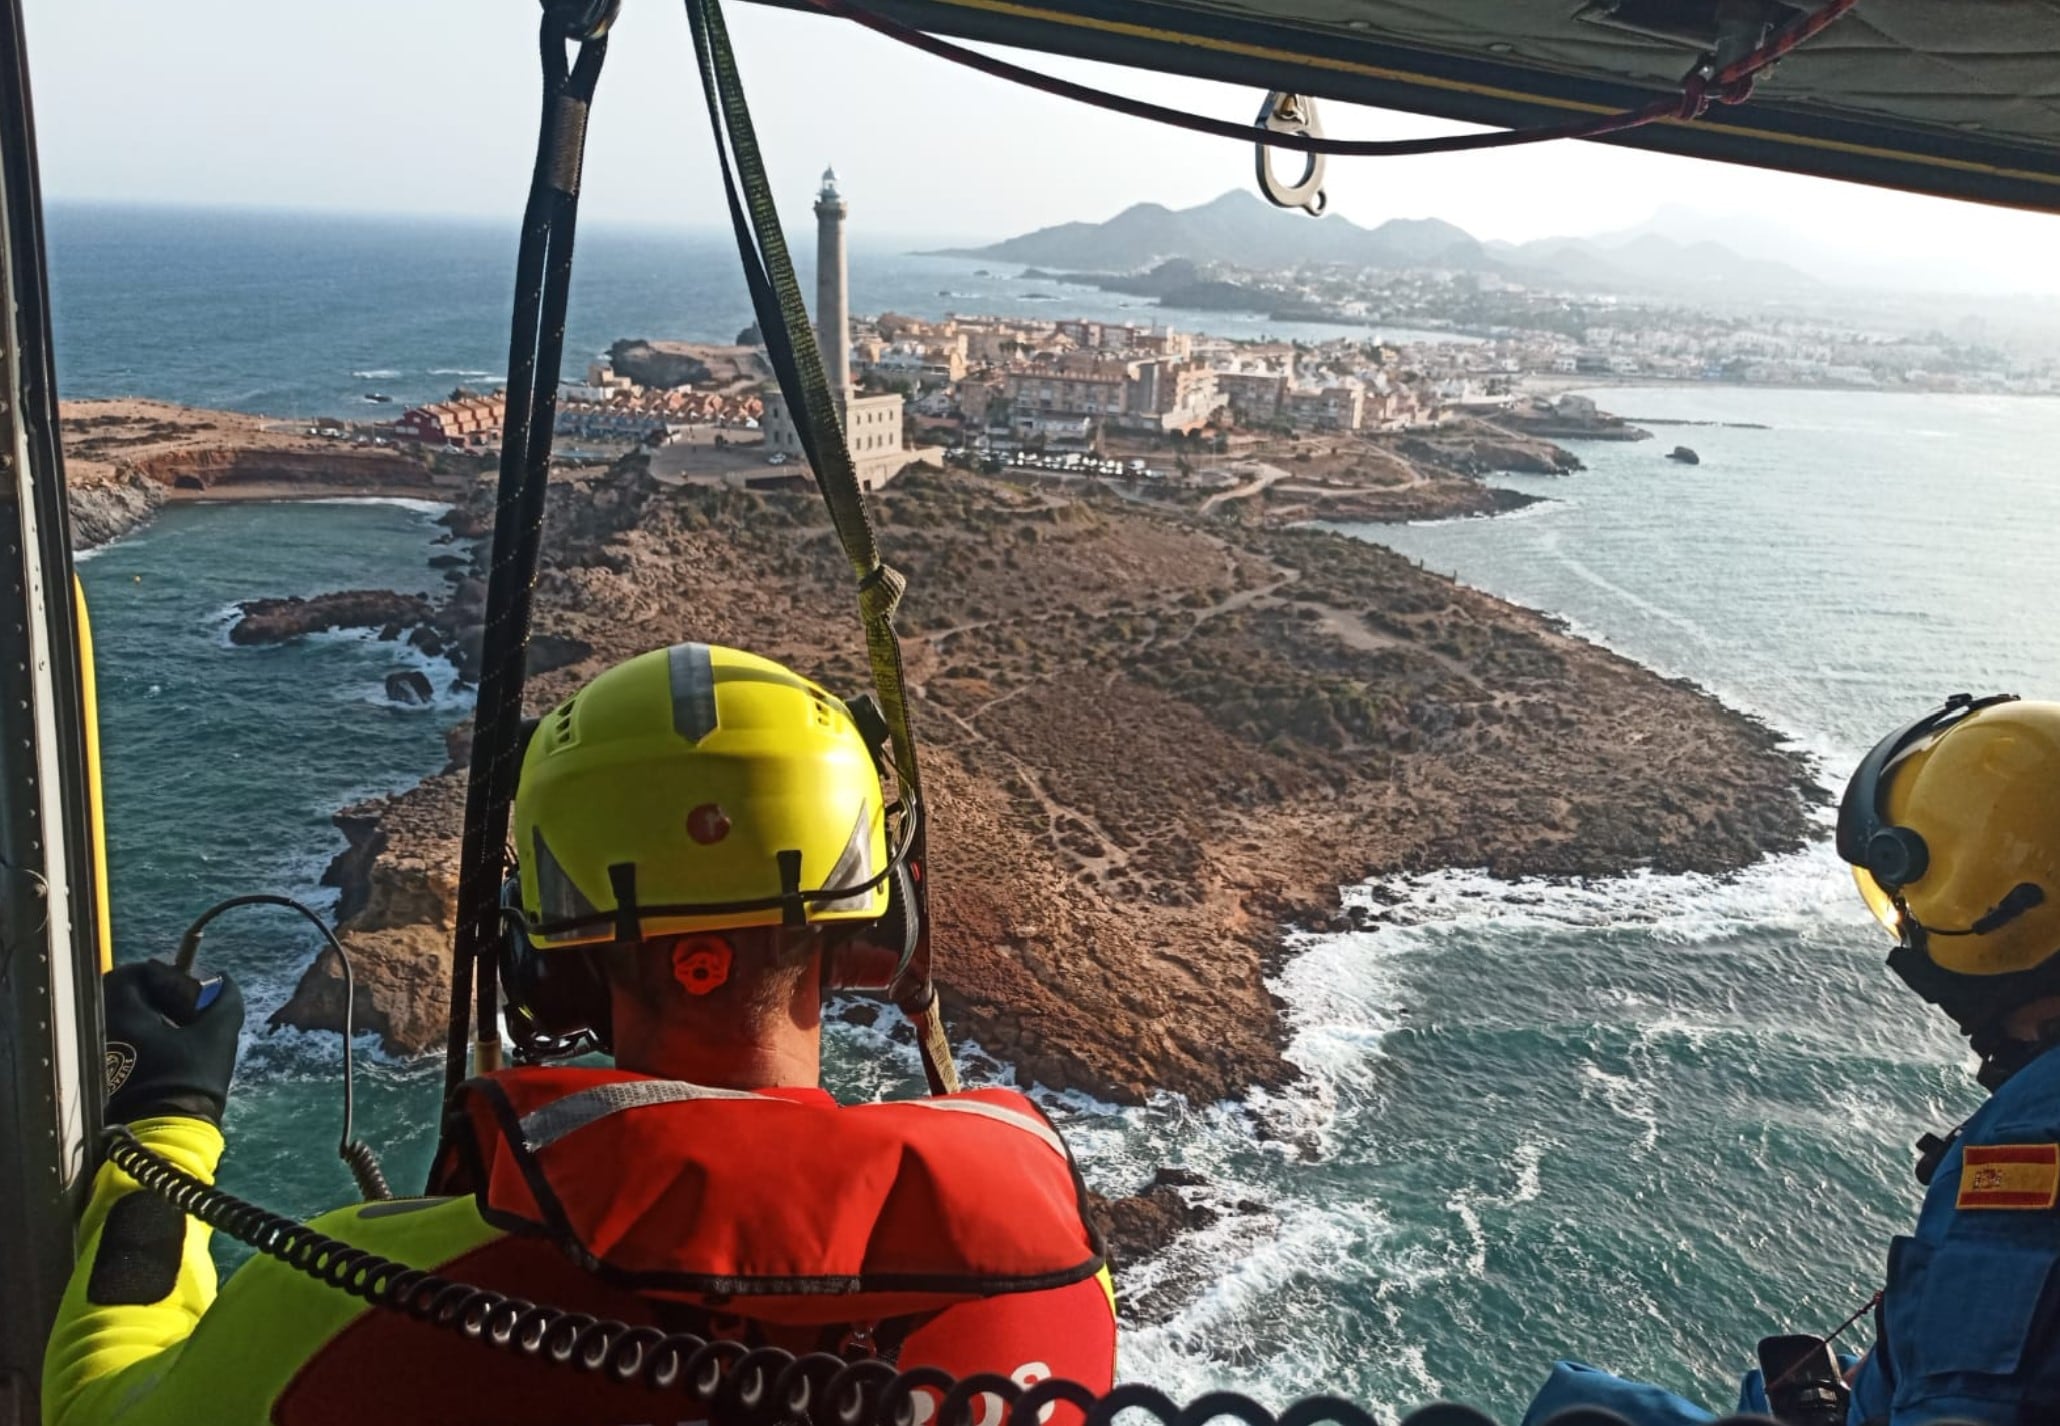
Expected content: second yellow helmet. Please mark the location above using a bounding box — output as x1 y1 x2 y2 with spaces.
1840 694 2060 978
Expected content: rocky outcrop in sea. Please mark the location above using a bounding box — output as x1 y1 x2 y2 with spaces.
229 590 433 645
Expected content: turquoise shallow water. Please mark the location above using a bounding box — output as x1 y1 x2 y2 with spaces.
55 199 2060 1421
81 501 466 1220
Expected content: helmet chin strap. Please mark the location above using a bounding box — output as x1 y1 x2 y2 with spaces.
1886 936 2060 1091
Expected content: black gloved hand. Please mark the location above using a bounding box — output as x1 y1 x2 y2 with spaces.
103 959 244 1125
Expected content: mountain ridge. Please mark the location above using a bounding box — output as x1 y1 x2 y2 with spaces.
931 189 1814 294
930 190 1486 272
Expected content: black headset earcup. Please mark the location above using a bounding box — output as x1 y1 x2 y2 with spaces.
500 877 611 1053
824 860 920 993
1867 825 1931 890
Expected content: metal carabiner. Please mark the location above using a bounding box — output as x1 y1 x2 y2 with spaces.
541 0 622 42
1255 92 1327 216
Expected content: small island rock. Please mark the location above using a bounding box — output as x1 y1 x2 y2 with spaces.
231 590 432 645
1085 1169 1219 1266
385 669 435 706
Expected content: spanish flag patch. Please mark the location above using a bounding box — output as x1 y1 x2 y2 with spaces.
1958 1144 2060 1210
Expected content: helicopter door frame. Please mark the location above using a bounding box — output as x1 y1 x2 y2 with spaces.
0 0 112 1420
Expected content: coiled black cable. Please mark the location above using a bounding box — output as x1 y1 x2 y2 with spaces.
173 892 391 1200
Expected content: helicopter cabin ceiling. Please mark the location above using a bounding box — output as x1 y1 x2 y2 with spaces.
762 0 2060 213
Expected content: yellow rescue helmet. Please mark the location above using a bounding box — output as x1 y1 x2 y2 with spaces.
1841 695 2060 977
514 643 891 949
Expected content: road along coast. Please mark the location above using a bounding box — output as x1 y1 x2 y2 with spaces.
234 442 1820 1105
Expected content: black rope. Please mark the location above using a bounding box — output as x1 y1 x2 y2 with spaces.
792 0 1862 157
445 8 612 1111
99 1132 1830 1426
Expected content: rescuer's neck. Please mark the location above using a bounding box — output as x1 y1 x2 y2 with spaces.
613 1028 823 1090
606 965 826 1090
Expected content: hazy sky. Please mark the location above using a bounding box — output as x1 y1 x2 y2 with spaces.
23 0 2060 291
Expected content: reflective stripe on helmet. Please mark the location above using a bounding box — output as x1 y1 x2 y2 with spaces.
819 801 879 914
667 641 720 743
532 828 601 924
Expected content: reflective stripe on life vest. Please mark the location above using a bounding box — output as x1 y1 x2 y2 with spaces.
520 1078 787 1150
897 1096 1068 1157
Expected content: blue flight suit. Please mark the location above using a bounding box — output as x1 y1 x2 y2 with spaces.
1847 1043 2060 1424
1522 1045 2060 1426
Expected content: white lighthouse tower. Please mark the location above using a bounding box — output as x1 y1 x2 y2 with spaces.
756 165 924 491
814 167 852 399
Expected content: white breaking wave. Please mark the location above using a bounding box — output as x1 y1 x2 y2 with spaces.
303 497 452 517
1577 1061 1661 1152
1400 487 1567 530
306 627 471 715
1119 1192 1424 1413
212 607 471 715
1340 840 1869 945
1110 841 1883 1394
204 600 247 649
351 369 401 380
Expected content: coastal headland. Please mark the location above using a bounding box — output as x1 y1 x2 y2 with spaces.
141 407 1830 1106
63 399 467 547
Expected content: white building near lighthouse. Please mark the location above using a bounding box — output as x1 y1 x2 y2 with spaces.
761 168 924 491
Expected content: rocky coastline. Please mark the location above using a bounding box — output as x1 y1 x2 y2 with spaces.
252 435 1818 1108
229 590 435 645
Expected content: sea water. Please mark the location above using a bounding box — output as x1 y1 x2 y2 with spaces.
51 206 2060 1423
46 204 1460 418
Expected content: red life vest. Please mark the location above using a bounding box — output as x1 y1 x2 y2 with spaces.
432 1068 1106 1326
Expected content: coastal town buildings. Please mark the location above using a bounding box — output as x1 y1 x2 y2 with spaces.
554 360 763 444
394 392 505 447
1283 379 1366 432
1122 358 1219 432
551 205 2060 480
1216 370 1287 424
